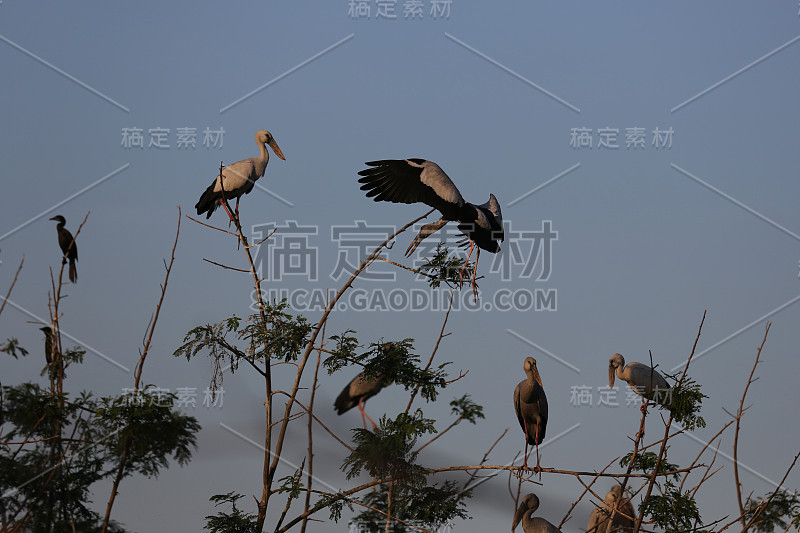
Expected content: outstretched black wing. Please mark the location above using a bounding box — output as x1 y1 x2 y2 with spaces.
358 159 465 220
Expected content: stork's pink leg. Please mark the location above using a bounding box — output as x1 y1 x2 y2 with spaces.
535 423 541 478
359 404 367 429
357 398 378 430
522 420 530 470
640 397 651 415
219 198 236 222
471 248 481 299
459 240 476 288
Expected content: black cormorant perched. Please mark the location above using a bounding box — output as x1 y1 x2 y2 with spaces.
40 326 54 365
50 215 77 283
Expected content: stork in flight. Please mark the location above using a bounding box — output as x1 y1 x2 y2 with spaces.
357 159 503 295
50 216 78 283
608 353 671 412
195 129 285 221
513 493 562 533
514 356 548 473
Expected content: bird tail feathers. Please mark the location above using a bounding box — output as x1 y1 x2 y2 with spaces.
195 185 220 218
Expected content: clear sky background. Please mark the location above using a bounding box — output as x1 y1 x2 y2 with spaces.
2 1 799 531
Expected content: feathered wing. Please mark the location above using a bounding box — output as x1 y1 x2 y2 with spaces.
358 159 465 218
616 499 636 532
587 507 610 533
56 228 78 283
222 159 259 195
334 382 357 414
513 381 525 434
588 493 635 533
627 362 670 399
536 387 548 443
195 159 260 218
334 374 384 415
195 180 221 218
514 381 547 445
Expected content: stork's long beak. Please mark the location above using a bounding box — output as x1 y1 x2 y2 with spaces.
533 366 543 388
609 364 616 389
512 503 525 531
269 138 286 160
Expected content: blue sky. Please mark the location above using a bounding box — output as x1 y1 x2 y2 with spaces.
2 1 799 531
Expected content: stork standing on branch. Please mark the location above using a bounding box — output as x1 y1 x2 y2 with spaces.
334 372 390 430
195 129 285 221
587 485 636 533
513 356 548 472
608 353 671 412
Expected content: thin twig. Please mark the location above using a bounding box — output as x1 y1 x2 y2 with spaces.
559 457 618 529
733 322 771 533
202 258 250 272
632 311 706 533
266 209 434 526
744 451 800 532
100 208 181 533
0 254 23 318
185 214 239 237
460 428 509 494
405 290 455 414
416 416 463 453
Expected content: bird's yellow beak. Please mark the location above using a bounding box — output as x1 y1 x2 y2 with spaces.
269 138 286 160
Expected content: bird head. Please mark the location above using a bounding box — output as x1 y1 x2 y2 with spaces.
486 193 502 220
512 493 540 530
606 484 622 505
50 215 66 225
609 353 625 388
256 129 286 160
524 356 543 387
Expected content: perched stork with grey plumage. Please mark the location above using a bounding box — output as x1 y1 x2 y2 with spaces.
195 130 285 221
513 493 562 533
334 372 390 430
357 159 503 294
608 353 671 412
587 485 636 533
514 356 548 472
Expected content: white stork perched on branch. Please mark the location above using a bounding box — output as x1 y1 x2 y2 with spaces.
195 129 285 221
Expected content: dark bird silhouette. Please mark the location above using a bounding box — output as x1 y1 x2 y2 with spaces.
587 485 636 533
334 372 389 429
50 215 77 283
514 356 548 472
195 129 285 220
357 159 503 292
608 353 671 411
513 493 562 533
40 326 54 365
